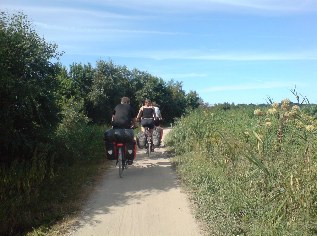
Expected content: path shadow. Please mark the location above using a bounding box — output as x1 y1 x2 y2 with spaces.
69 140 180 232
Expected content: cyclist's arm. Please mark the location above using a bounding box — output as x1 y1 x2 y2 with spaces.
136 106 143 120
132 117 137 128
157 108 162 119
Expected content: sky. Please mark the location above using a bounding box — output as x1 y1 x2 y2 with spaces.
2 0 317 105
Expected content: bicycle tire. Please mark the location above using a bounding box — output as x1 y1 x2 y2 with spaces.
147 142 151 157
118 147 123 178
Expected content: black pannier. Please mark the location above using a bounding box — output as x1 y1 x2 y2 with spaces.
125 140 136 161
152 129 161 147
104 141 116 160
104 128 134 143
136 131 146 149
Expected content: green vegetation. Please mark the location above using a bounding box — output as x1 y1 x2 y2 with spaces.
0 11 201 235
2 10 317 236
165 101 317 235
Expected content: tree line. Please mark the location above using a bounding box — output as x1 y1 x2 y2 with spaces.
0 11 201 165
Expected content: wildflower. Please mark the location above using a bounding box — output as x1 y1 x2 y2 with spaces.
254 109 263 116
281 99 291 110
295 120 304 129
283 112 290 118
288 105 299 118
265 121 272 127
272 102 279 109
291 105 300 112
306 125 315 132
267 108 277 115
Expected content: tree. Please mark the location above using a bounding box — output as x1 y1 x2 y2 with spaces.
185 90 201 110
162 80 187 122
0 12 62 163
86 60 135 123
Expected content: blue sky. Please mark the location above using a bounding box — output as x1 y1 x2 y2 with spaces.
2 0 317 105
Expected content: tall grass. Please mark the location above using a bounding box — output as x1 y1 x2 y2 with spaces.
166 102 317 235
0 115 107 235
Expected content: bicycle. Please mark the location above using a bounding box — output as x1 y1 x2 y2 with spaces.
104 127 136 178
144 127 154 157
115 142 125 178
114 128 136 178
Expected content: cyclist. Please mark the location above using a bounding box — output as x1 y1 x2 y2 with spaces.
152 101 162 127
111 96 136 164
136 99 156 131
152 101 163 144
112 96 136 129
136 99 156 151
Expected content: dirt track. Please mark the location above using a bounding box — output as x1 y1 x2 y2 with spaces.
66 128 204 236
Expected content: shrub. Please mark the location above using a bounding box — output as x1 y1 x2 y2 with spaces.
167 102 317 235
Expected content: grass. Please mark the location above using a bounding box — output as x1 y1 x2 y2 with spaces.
0 123 111 236
166 102 317 235
26 157 112 236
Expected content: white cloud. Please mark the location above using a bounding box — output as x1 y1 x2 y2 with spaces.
3 0 317 15
81 0 317 14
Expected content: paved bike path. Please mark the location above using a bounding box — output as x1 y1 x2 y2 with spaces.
67 128 204 236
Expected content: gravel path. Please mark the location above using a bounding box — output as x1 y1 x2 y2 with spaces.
66 128 204 236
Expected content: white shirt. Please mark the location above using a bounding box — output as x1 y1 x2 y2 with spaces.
153 106 162 119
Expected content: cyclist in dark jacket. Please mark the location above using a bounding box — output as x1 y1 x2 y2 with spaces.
112 97 136 129
108 97 136 164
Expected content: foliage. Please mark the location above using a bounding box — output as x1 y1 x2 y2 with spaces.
55 97 98 162
58 61 202 124
166 100 317 235
0 124 105 235
0 12 62 164
0 10 202 235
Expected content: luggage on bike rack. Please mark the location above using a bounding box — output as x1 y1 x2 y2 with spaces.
104 141 116 160
104 128 134 142
152 129 161 147
125 140 136 161
136 131 146 149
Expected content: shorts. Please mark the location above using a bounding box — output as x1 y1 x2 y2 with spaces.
154 118 160 127
141 118 154 129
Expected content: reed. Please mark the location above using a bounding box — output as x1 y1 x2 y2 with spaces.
166 102 317 235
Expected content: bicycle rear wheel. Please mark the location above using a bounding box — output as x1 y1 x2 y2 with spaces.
147 142 151 157
118 147 123 178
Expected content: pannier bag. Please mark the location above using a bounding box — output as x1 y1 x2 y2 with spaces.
152 129 161 147
136 131 146 149
125 140 136 160
104 128 134 143
105 141 116 160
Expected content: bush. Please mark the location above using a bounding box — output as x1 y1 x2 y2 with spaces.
166 102 317 235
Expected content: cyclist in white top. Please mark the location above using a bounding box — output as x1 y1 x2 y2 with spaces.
152 101 162 124
152 102 163 144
